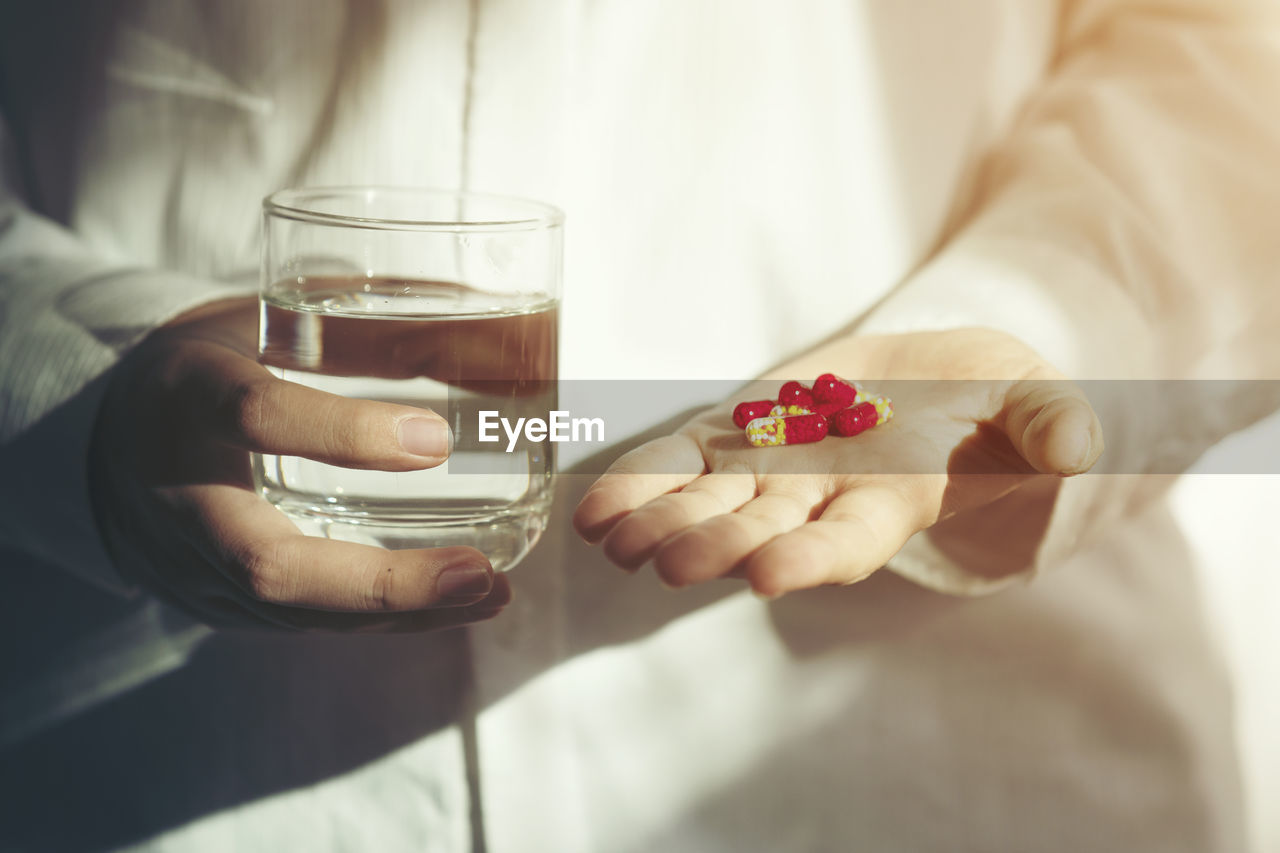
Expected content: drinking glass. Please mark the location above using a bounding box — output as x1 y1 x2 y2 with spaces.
254 187 563 572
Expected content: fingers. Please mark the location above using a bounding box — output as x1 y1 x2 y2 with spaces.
1000 379 1104 475
195 576 512 633
653 486 819 587
188 484 502 613
183 341 452 471
239 537 500 612
251 576 514 632
600 473 757 570
744 483 923 598
572 435 707 543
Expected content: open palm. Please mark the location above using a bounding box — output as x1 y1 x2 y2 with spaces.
573 329 1103 597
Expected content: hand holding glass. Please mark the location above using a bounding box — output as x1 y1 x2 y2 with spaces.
254 187 562 571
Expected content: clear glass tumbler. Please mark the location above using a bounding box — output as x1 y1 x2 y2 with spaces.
253 187 563 572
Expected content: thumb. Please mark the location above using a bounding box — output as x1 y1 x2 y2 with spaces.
999 378 1104 475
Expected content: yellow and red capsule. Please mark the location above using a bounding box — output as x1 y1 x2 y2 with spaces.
868 394 893 425
745 413 830 447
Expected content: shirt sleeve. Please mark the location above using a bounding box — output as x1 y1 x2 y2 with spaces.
857 0 1280 593
0 118 254 595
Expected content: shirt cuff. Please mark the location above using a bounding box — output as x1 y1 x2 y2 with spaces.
0 264 256 595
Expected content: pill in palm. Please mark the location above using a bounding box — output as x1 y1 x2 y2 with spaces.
830 401 880 437
745 413 829 447
733 400 776 428
777 381 815 409
869 395 894 425
813 373 858 407
736 373 891 448
812 399 851 418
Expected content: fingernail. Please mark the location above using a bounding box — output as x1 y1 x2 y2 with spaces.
437 562 493 601
399 417 450 458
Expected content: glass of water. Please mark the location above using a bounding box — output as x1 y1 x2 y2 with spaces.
254 187 563 572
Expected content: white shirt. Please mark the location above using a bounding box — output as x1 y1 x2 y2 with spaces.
2 1 1278 850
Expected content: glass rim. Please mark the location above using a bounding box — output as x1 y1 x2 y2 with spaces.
263 186 565 232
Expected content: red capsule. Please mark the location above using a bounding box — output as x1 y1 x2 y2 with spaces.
733 400 776 429
812 399 850 418
777 381 815 409
746 413 830 447
831 402 880 437
813 373 858 407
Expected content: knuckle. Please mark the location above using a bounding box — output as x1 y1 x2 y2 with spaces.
236 540 292 603
320 401 376 464
748 563 787 597
223 378 274 446
244 566 280 602
366 564 396 611
1020 405 1058 446
652 553 687 587
1007 393 1044 426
